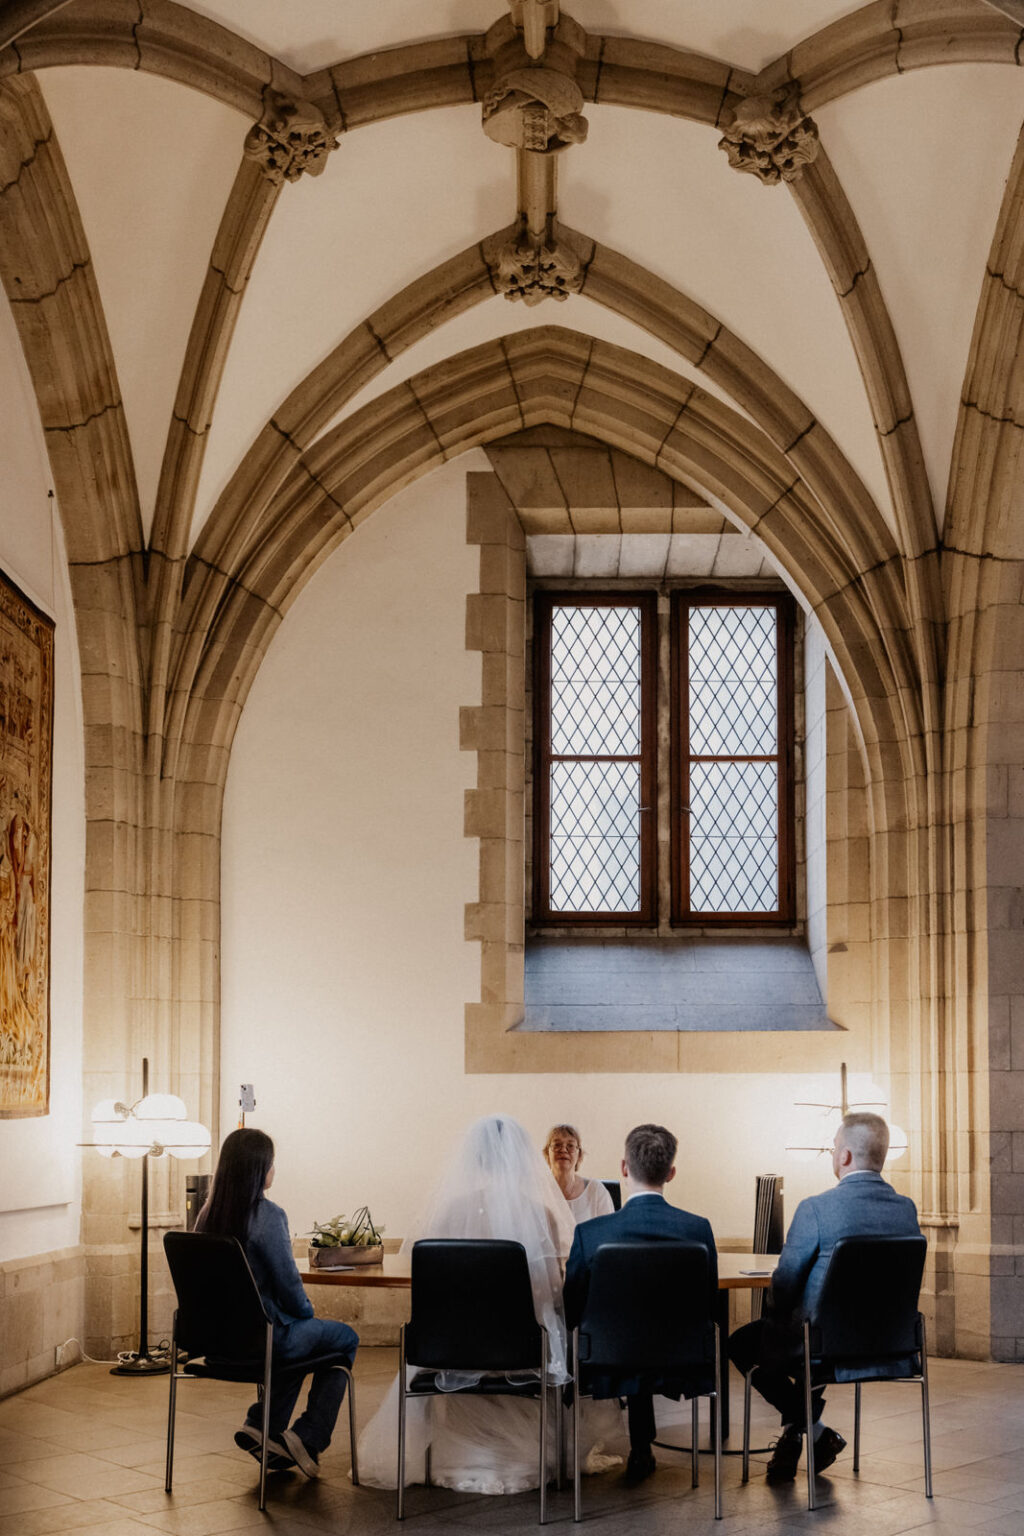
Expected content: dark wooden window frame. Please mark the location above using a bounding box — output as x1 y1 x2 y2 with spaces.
670 589 796 926
532 591 658 926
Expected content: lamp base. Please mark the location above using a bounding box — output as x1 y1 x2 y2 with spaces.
110 1349 171 1377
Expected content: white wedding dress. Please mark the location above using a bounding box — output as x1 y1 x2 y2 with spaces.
356 1116 627 1493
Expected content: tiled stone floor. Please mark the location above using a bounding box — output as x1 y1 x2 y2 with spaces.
1 1349 1023 1535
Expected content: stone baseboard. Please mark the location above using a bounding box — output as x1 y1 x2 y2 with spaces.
0 1246 87 1398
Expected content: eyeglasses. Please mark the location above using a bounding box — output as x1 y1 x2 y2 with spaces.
550 1140 579 1154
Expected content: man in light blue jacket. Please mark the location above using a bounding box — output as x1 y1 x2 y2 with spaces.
729 1112 921 1484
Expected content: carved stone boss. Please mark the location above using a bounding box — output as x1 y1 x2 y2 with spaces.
244 91 339 184
718 83 819 186
483 64 588 155
492 222 583 305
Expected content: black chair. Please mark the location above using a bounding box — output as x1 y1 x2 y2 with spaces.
741 1233 932 1510
398 1239 555 1522
163 1231 358 1510
600 1180 622 1211
571 1241 722 1521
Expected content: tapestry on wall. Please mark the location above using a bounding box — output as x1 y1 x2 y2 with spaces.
0 567 53 1117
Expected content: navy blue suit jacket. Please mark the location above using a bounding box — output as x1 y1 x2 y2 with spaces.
564 1192 718 1329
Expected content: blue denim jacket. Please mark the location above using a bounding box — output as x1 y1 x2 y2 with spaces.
245 1197 314 1327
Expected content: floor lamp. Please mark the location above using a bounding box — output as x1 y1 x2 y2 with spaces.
785 1061 908 1163
88 1057 211 1376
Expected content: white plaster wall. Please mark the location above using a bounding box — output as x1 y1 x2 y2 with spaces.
0 295 86 1261
221 455 848 1252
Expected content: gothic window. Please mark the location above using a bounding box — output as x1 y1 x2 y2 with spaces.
532 589 795 926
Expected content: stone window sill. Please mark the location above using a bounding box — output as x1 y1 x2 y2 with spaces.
519 935 840 1032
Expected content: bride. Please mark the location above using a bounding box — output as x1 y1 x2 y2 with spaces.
356 1114 625 1494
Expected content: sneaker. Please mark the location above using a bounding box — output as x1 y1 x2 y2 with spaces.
812 1426 847 1475
623 1450 656 1487
765 1424 803 1484
234 1425 295 1472
281 1427 320 1479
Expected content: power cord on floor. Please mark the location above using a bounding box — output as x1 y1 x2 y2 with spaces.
54 1337 116 1366
55 1336 175 1368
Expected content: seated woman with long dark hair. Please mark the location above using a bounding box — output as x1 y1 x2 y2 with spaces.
196 1127 358 1477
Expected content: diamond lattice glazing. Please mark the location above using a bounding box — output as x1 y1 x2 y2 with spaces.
689 606 776 756
549 760 641 912
550 606 642 756
689 760 778 912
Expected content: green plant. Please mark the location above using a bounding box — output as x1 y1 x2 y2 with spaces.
308 1205 383 1248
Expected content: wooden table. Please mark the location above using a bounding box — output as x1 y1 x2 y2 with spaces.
299 1251 776 1291
299 1252 779 1438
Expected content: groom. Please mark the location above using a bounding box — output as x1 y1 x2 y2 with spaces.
563 1123 718 1486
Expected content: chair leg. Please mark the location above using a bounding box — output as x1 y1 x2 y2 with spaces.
539 1332 549 1525
572 1329 582 1524
691 1396 699 1487
741 1369 752 1484
164 1314 178 1493
803 1322 816 1512
344 1366 359 1486
853 1381 861 1473
397 1328 407 1521
920 1318 933 1499
259 1327 273 1513
555 1380 564 1490
713 1325 722 1520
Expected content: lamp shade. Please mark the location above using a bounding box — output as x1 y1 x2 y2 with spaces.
165 1121 212 1159
91 1098 129 1125
135 1093 187 1121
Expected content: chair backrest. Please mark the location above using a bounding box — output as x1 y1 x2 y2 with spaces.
578 1241 713 1373
405 1239 542 1372
164 1230 271 1359
601 1179 622 1211
809 1234 927 1363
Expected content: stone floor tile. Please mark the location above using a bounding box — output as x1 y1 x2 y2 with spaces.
0 1501 151 1536
110 1481 265 1515
0 1483 74 1516
3 1356 1024 1536
133 1498 277 1535
13 1453 163 1502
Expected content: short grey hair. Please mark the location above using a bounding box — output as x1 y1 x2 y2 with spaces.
838 1111 889 1171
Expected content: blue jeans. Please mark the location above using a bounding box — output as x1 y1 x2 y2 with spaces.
247 1317 359 1455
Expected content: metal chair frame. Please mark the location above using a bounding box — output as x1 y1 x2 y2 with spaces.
740 1234 933 1511
570 1242 722 1522
396 1239 556 1524
163 1231 358 1511
801 1314 931 1509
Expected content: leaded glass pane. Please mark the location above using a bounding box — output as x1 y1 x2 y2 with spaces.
550 605 642 756
689 761 778 912
689 606 777 756
550 760 640 912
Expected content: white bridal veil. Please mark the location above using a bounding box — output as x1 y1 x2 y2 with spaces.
401 1114 575 1383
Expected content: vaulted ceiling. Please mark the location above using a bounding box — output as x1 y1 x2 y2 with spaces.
3 0 1023 589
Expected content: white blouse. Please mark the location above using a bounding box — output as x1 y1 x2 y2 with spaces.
567 1178 616 1223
